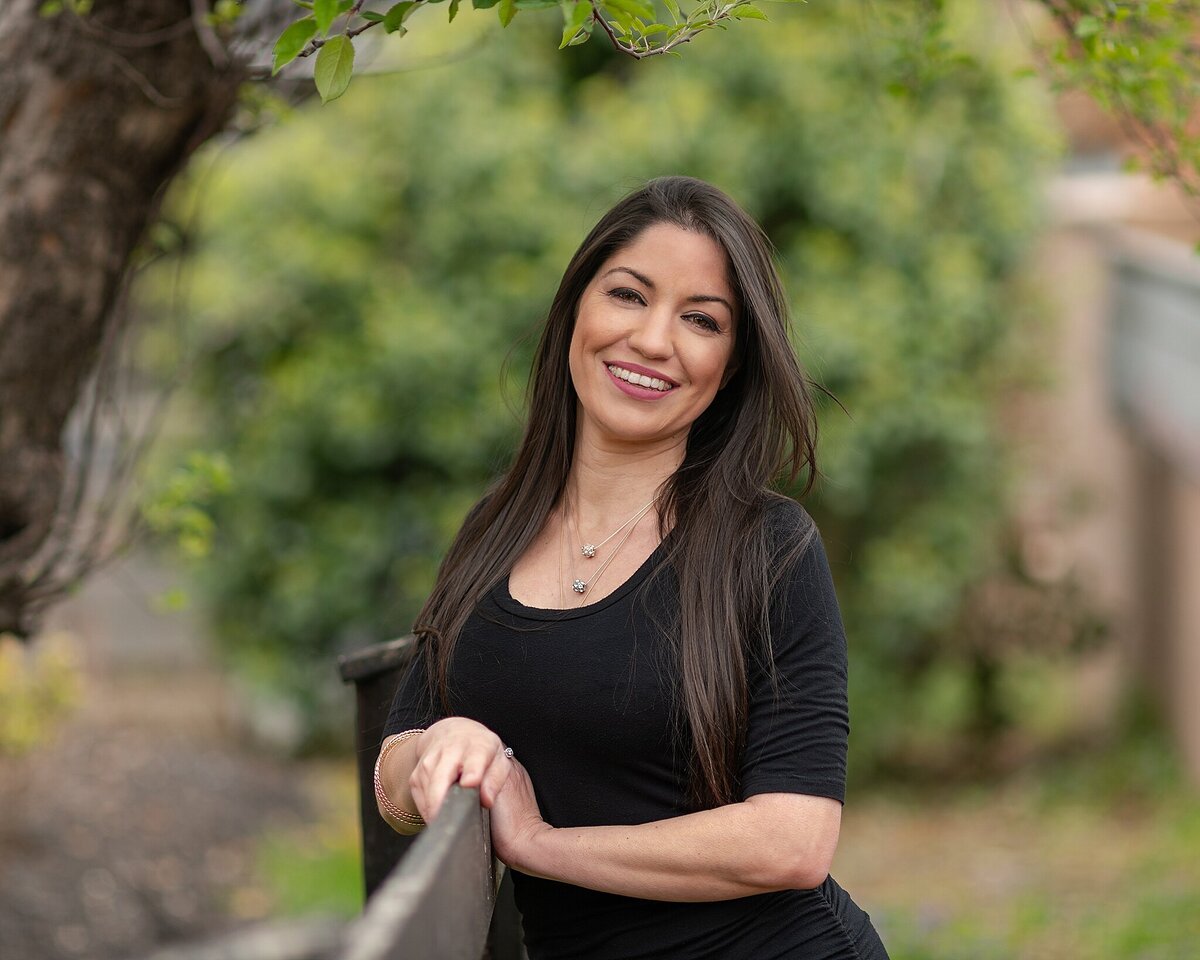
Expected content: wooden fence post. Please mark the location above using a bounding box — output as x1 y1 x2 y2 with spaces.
337 638 526 959
337 637 422 899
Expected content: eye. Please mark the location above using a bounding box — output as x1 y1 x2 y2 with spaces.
606 287 645 305
685 313 721 333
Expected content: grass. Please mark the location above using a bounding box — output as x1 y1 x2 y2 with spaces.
837 728 1200 960
250 761 364 919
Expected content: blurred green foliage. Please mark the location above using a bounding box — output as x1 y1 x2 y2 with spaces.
139 1 1067 763
141 451 234 560
0 632 80 755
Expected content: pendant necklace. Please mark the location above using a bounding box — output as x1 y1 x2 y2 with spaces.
565 487 659 596
572 488 659 559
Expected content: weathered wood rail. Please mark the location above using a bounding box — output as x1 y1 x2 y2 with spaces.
336 637 527 960
338 784 502 960
138 638 526 960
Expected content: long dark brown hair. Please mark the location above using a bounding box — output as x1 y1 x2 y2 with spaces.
412 175 820 810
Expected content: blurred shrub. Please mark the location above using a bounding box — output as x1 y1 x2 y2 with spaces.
0 632 80 755
139 1 1066 763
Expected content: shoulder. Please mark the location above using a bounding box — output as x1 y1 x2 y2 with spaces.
761 493 812 534
756 496 841 620
759 494 819 564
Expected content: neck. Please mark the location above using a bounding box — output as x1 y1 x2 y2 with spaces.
565 424 686 532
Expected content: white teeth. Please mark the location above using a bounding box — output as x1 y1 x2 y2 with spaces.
606 364 673 392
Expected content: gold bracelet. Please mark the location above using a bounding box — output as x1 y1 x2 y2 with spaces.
374 728 426 826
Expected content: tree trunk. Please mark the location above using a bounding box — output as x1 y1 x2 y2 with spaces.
0 0 246 637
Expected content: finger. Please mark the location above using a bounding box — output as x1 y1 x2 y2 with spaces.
424 753 466 819
408 773 428 821
457 742 497 790
479 751 514 808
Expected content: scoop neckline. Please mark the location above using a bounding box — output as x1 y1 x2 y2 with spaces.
491 528 675 621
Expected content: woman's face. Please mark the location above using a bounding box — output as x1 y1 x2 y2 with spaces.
568 222 738 450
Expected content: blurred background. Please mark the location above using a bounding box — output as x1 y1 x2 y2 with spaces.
1 1 1198 958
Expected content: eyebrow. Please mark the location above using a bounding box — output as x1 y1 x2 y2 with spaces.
601 266 734 317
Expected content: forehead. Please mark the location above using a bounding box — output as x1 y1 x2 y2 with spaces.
595 223 735 298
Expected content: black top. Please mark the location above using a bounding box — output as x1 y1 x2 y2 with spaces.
383 498 890 960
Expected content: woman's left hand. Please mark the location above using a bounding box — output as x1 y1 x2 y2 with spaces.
488 757 553 874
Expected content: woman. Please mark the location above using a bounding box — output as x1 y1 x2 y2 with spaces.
375 176 891 959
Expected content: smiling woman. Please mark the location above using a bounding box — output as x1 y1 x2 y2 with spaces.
373 176 891 960
569 224 738 449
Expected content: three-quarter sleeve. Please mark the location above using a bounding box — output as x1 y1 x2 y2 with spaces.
382 638 447 738
738 503 850 804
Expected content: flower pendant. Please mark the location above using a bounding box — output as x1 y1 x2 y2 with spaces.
572 579 587 594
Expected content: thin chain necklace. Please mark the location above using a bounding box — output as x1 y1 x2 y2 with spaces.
571 489 659 560
556 498 574 607
565 487 658 597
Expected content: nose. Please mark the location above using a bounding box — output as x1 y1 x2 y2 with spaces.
625 305 673 360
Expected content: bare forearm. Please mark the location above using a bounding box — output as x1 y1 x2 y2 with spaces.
518 800 827 902
376 733 425 835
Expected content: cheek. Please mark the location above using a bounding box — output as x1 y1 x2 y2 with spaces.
567 331 586 384
690 348 734 395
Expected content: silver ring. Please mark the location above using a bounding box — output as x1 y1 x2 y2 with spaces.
503 746 514 759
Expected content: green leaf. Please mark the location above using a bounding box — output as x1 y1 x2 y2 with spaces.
1074 15 1102 38
607 5 635 33
448 0 461 21
559 0 592 48
313 0 338 34
337 0 354 9
314 33 355 103
603 0 653 22
498 0 517 25
360 9 385 20
383 0 415 31
566 20 594 44
473 0 501 8
662 0 680 21
38 0 64 16
272 17 318 75
515 0 559 7
730 3 766 19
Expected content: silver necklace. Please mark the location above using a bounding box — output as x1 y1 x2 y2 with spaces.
572 491 659 559
566 489 658 596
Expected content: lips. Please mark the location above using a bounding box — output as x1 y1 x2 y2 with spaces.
604 361 678 392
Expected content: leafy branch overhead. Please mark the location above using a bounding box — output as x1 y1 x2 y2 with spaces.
1033 0 1200 212
270 0 790 102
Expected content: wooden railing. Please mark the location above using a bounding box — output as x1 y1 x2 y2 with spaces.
337 638 526 960
138 639 526 960
338 784 503 960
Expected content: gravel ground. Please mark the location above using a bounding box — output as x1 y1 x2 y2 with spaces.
0 669 314 960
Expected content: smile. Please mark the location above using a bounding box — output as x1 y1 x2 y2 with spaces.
605 363 676 393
